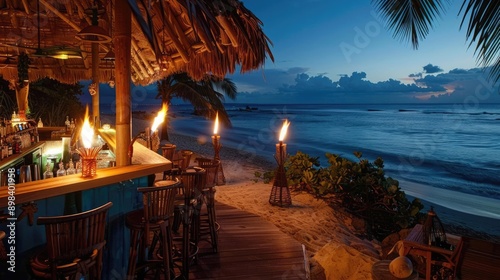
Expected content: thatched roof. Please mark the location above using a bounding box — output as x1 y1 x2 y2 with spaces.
0 0 273 85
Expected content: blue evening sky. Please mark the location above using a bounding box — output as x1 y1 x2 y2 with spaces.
91 0 500 107
225 0 500 104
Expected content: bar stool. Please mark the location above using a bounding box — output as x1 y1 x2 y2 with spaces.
161 144 177 161
195 158 221 253
29 202 113 280
167 167 205 279
125 179 181 280
163 149 193 180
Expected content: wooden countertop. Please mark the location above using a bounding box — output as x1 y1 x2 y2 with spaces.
0 162 170 207
0 128 173 207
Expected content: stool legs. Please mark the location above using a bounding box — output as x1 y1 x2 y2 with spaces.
201 188 219 253
127 223 173 280
207 196 219 253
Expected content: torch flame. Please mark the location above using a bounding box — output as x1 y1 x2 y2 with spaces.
213 111 219 135
151 103 168 132
81 106 94 149
278 119 290 142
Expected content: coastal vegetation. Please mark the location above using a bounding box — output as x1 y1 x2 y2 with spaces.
259 151 425 241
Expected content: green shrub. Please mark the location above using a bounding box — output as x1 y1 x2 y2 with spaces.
282 151 424 240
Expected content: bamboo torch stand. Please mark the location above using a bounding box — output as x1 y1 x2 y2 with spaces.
212 135 226 185
269 142 291 207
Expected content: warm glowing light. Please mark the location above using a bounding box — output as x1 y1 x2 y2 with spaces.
213 111 219 135
81 106 94 148
51 54 69 60
151 103 168 132
278 119 290 142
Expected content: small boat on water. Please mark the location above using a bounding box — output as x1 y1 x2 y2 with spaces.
239 106 258 112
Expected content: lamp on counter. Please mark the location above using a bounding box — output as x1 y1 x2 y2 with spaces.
128 103 167 163
269 119 291 207
76 106 101 178
212 112 226 185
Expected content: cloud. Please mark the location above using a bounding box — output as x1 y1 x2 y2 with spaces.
230 65 499 104
423 63 444 74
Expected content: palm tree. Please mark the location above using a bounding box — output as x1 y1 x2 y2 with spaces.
156 72 237 141
372 0 499 84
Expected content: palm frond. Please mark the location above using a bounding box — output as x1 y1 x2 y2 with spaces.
372 0 450 49
459 0 500 83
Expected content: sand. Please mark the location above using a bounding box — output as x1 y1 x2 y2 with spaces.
162 132 382 280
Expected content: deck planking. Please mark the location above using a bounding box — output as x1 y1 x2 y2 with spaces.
189 202 308 280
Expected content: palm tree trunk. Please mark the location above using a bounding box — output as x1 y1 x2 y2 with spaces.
160 116 170 142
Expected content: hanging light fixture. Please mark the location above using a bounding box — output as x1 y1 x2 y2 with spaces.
46 46 83 60
103 49 115 60
76 1 111 43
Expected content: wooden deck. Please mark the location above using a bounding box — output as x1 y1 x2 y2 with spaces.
189 202 309 280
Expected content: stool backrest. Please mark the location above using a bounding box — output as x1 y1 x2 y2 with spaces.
195 158 219 189
179 168 205 201
138 179 181 247
37 201 113 277
161 144 177 160
180 150 194 170
139 180 180 223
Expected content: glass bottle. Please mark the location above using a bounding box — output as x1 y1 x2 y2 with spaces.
65 116 70 131
76 160 82 174
37 118 44 128
43 163 53 179
66 159 76 175
56 161 66 177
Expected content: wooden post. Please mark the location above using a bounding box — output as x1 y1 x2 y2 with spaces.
91 42 100 126
114 0 132 166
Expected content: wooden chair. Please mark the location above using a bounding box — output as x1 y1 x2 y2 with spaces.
195 158 220 253
125 179 181 280
456 237 500 280
29 202 113 280
402 237 463 280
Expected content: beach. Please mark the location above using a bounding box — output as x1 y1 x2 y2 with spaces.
101 110 500 279
164 132 381 279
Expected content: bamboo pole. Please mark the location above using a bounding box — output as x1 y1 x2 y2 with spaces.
115 0 132 166
92 43 100 125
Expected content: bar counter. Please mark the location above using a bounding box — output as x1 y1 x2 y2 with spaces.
0 162 168 207
0 137 172 279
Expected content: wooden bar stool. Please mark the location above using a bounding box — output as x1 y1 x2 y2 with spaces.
161 144 177 161
169 167 205 279
195 158 221 253
29 202 113 280
125 179 181 280
163 149 193 180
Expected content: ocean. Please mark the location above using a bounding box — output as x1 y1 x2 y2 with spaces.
107 102 500 236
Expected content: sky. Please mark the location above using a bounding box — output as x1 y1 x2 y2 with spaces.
91 0 500 107
224 0 500 104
